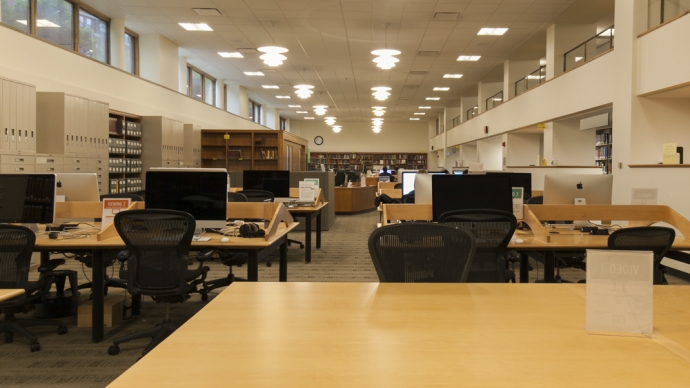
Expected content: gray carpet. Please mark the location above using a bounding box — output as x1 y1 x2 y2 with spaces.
0 210 687 387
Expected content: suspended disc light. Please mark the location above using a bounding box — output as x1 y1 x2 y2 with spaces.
372 126 382 133
371 87 391 101
313 105 328 115
294 84 314 99
371 49 401 70
332 125 342 133
257 46 288 67
372 106 386 116
324 117 336 125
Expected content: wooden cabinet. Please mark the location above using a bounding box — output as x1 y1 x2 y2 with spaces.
140 116 185 185
201 130 308 171
0 77 36 154
308 152 427 171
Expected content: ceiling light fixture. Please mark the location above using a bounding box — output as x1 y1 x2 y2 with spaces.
257 46 288 67
179 23 213 31
443 74 463 79
288 105 301 108
332 125 342 133
324 117 336 125
371 49 401 70
372 106 386 117
419 106 431 109
218 52 243 58
433 87 450 91
296 111 308 113
313 105 328 115
414 112 425 115
372 126 382 134
372 86 391 101
262 85 279 89
410 118 420 121
478 28 508 36
304 117 315 120
426 97 440 100
294 84 314 99
244 72 264 76
276 96 291 99
457 55 481 61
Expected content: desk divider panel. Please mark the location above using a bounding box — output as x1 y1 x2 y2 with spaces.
378 182 397 191
379 188 402 199
382 204 432 226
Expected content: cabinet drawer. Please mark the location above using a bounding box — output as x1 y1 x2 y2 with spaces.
35 165 64 173
0 165 36 173
0 155 36 165
35 155 64 165
65 165 87 172
63 157 88 166
88 158 108 166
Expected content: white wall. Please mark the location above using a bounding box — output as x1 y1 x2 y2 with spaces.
638 13 690 95
0 26 264 130
551 120 596 165
460 143 478 166
506 133 542 166
505 167 603 190
299 120 428 153
139 34 178 91
477 137 503 171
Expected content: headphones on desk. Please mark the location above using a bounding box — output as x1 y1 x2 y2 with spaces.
239 223 266 238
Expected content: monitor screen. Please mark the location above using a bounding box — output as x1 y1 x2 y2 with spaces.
402 171 445 196
145 169 228 229
453 170 464 175
56 173 100 201
243 170 290 198
432 174 513 221
0 174 56 224
486 172 532 199
543 174 613 205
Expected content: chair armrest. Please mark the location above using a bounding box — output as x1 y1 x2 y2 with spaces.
38 258 66 273
196 248 216 262
116 250 130 263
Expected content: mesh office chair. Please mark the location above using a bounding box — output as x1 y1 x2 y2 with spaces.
228 192 249 202
107 209 208 357
0 225 68 351
393 183 403 189
608 226 675 285
438 209 517 283
368 223 476 282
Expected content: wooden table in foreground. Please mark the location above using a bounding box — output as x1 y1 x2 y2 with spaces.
0 289 24 303
109 283 690 387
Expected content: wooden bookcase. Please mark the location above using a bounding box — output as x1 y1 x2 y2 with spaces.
308 152 427 171
201 130 308 171
108 110 143 194
595 127 612 174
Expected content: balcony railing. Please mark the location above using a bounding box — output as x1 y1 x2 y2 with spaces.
514 66 546 97
649 0 690 29
466 106 478 121
485 91 503 111
563 25 614 73
449 115 462 129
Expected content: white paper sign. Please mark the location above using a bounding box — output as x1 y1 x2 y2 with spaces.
512 187 523 219
303 178 319 199
299 181 315 202
101 198 131 229
586 249 654 335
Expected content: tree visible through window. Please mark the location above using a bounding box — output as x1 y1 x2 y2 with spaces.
124 31 137 74
0 0 31 33
79 8 108 63
36 0 74 50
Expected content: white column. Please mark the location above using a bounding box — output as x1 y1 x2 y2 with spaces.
542 121 554 164
225 84 249 118
178 56 188 94
215 79 225 109
109 18 126 71
477 82 484 114
503 60 510 102
546 24 556 81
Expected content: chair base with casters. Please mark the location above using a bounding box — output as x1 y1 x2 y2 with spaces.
33 269 81 318
108 302 178 358
1 307 67 352
196 249 247 296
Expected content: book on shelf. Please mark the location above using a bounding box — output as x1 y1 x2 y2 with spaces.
226 149 242 159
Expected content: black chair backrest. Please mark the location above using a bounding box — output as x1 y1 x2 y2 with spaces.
438 209 517 282
228 192 248 202
114 209 195 297
100 193 144 202
238 190 274 202
526 196 543 205
393 183 403 189
368 223 476 283
0 225 35 289
608 226 675 264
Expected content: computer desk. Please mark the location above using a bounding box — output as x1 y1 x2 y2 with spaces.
109 283 690 387
286 202 327 263
0 289 24 303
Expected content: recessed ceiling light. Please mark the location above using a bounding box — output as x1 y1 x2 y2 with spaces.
419 106 431 109
296 111 308 113
414 112 425 115
304 117 315 120
288 105 301 108
179 23 213 31
410 118 420 120
443 74 463 79
426 97 440 101
457 55 481 61
244 72 264 76
478 28 508 36
218 52 243 58
433 87 450 91
192 8 223 16
276 96 291 99
262 85 279 89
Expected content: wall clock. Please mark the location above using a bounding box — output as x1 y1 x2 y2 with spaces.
314 136 324 145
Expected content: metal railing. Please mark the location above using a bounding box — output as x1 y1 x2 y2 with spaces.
485 91 503 111
563 25 614 73
649 0 690 29
466 106 478 121
514 66 546 97
451 115 462 128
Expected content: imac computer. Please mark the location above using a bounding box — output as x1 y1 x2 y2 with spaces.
0 174 57 225
55 173 100 201
486 172 532 199
145 168 229 231
543 174 613 204
243 170 290 198
431 174 513 221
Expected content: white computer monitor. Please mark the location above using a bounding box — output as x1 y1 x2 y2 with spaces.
402 171 445 196
55 173 100 201
543 174 613 204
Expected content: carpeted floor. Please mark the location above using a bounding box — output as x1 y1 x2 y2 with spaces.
0 210 687 387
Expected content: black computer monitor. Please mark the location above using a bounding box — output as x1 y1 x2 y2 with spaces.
431 174 513 221
145 169 228 229
243 170 290 197
486 172 532 199
0 174 56 224
346 171 360 183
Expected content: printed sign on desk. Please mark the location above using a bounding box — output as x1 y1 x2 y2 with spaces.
299 181 315 202
586 249 653 335
101 198 131 229
512 187 524 219
663 143 677 164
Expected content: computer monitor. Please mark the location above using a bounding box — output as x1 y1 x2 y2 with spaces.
145 168 228 230
402 171 445 196
0 174 56 224
453 170 464 175
486 172 532 199
432 174 513 221
543 174 613 204
55 173 100 201
243 170 290 198
345 171 360 183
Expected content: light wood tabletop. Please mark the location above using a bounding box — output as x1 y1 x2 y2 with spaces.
109 283 690 387
0 289 24 303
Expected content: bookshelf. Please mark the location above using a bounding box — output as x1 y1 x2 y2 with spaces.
108 110 143 194
201 130 308 171
308 152 427 171
594 127 612 174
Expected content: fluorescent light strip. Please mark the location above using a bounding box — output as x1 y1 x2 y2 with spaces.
433 87 449 91
244 72 264 76
218 52 243 58
414 112 425 115
419 106 431 109
262 85 279 89
426 97 440 101
288 105 301 108
410 118 420 120
443 74 463 79
457 55 481 61
276 96 291 99
478 28 508 36
179 23 213 31
296 111 308 113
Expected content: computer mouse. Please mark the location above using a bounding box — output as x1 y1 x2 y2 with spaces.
220 237 230 243
515 238 524 244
